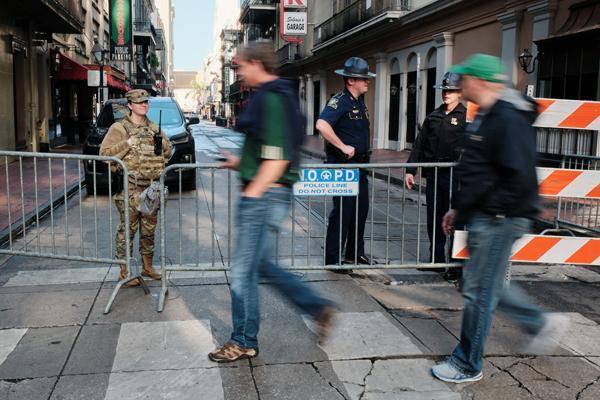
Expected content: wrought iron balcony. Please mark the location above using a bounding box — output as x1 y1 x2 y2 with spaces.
240 0 277 25
277 43 303 65
314 0 411 47
133 20 157 46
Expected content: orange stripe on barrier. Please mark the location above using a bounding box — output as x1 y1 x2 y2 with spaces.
558 102 600 129
511 237 560 261
536 99 555 115
565 240 600 264
539 170 582 196
586 183 600 199
466 102 479 123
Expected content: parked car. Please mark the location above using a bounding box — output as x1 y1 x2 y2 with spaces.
83 97 198 193
184 112 199 123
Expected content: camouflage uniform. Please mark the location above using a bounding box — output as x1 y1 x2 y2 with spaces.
99 89 173 262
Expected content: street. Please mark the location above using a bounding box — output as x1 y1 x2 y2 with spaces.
0 120 600 400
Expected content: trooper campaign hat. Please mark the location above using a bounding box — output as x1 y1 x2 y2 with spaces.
126 89 149 103
335 57 376 79
435 72 461 90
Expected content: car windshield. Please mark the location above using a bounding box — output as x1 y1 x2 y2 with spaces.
147 102 183 127
96 102 129 128
96 101 183 128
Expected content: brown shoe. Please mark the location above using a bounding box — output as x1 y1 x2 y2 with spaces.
315 306 336 344
208 342 258 363
141 255 161 280
119 264 139 287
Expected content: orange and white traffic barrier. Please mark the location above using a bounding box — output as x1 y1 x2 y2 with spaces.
452 230 600 266
538 168 600 199
466 99 600 130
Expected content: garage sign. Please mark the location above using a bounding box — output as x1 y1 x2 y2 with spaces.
293 169 359 196
283 12 307 35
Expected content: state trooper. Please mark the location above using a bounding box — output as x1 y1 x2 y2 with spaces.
316 57 375 267
100 89 172 286
405 72 467 280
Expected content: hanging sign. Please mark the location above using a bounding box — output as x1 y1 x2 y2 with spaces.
109 0 133 61
283 12 307 35
284 0 307 8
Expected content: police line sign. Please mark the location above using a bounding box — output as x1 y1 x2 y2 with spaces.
293 169 359 196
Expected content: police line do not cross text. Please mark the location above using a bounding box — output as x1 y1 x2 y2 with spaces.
293 168 359 196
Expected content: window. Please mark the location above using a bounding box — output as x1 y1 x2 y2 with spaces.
536 31 599 157
537 33 599 101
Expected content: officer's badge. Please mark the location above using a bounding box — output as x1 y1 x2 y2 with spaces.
451 117 458 125
327 97 339 110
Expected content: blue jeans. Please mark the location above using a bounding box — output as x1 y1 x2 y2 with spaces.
229 187 330 349
450 213 546 374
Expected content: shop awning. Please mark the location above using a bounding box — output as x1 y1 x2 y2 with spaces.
53 53 131 92
53 53 89 81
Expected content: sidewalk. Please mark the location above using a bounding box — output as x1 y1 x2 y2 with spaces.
0 145 84 244
1 252 600 399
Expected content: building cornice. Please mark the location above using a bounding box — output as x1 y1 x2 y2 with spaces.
432 31 454 47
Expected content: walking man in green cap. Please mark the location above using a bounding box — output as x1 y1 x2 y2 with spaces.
431 54 566 383
100 89 172 286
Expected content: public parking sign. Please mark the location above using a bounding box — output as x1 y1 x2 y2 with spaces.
293 168 359 196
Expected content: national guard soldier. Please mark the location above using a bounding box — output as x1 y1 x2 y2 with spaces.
405 72 467 280
100 89 172 286
316 57 375 267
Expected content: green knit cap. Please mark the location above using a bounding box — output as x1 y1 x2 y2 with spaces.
450 53 508 83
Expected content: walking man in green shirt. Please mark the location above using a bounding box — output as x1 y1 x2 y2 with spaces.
208 41 335 363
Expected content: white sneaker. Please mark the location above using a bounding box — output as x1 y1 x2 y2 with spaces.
524 313 570 354
431 361 483 383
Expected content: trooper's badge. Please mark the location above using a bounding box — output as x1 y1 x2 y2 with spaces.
327 97 339 110
451 117 458 126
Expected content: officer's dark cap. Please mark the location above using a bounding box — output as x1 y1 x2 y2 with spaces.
335 57 376 79
435 72 461 90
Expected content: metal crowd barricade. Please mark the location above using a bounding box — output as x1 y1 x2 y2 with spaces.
555 154 600 235
0 150 147 314
157 161 459 312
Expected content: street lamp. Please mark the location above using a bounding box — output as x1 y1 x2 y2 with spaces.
91 42 109 107
518 48 539 74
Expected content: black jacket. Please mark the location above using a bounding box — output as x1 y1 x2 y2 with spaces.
407 103 467 175
452 89 539 223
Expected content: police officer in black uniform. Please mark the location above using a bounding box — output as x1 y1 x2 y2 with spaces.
316 57 375 266
405 72 467 279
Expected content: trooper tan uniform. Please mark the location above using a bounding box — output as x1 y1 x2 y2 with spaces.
99 89 172 284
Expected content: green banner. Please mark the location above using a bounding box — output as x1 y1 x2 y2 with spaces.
110 0 133 62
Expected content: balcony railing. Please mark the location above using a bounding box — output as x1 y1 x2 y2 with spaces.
314 0 410 46
241 0 277 9
277 43 303 65
134 19 152 32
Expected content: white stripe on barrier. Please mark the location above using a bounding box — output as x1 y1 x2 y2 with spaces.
537 168 600 199
452 231 600 266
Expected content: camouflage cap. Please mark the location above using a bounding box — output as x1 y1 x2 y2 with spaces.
126 89 149 103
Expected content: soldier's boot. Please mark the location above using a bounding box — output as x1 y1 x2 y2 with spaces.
119 264 140 287
141 255 161 280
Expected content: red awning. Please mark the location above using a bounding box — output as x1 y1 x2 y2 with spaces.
86 65 131 92
53 53 89 81
52 53 131 92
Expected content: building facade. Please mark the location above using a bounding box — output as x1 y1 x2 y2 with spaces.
1 0 84 153
274 0 599 159
155 0 175 93
50 0 131 148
